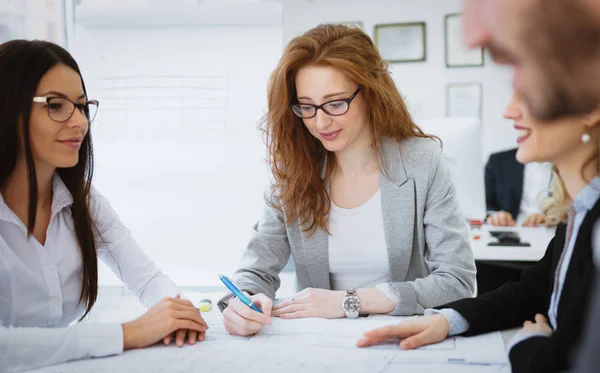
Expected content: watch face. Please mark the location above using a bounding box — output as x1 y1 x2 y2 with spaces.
344 297 360 313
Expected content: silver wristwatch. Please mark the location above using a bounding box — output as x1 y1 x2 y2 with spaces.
341 289 361 319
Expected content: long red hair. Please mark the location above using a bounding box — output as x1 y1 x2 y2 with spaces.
263 24 433 233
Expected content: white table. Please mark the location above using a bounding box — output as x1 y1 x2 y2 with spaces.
470 225 555 262
25 290 511 373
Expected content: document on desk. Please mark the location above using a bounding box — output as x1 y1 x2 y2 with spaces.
26 315 507 373
26 342 393 373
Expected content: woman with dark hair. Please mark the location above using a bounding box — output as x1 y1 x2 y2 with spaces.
0 40 207 372
218 24 476 336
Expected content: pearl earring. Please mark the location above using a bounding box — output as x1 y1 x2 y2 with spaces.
582 133 591 143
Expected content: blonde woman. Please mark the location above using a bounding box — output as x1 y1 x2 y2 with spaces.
358 93 600 373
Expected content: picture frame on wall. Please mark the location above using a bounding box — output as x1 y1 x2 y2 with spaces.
446 82 482 119
445 14 484 67
374 22 426 63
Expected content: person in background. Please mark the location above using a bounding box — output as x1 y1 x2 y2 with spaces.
485 148 551 227
217 24 476 337
357 93 600 373
0 40 207 373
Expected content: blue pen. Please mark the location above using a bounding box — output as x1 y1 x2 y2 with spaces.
218 273 263 314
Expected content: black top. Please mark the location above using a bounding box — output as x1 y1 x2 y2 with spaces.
571 271 600 373
485 148 525 219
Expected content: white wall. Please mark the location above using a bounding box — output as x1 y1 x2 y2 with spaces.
280 0 517 161
67 0 519 287
71 2 282 287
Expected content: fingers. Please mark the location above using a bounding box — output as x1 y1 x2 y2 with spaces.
357 323 417 347
161 296 200 312
175 329 187 347
272 304 304 317
272 298 293 311
228 298 271 325
173 320 207 334
399 329 436 350
224 319 251 336
357 332 399 348
159 298 207 324
279 310 311 319
535 314 548 324
358 327 443 350
242 295 273 324
487 211 514 226
223 306 268 335
223 315 263 336
251 294 274 317
187 330 197 345
523 214 545 227
499 211 515 226
523 320 533 326
357 316 449 349
173 310 208 330
164 329 201 346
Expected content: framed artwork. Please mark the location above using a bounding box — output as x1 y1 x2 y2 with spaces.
445 14 484 67
374 22 426 63
446 82 482 119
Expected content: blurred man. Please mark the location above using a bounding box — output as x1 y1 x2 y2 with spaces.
463 0 600 121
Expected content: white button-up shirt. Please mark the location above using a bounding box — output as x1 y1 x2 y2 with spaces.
0 176 179 373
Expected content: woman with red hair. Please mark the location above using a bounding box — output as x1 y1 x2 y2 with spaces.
218 24 476 336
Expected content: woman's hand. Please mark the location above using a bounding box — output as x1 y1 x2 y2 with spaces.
272 288 346 319
487 211 516 226
121 295 208 350
357 314 450 349
222 293 273 336
515 314 554 337
522 213 548 227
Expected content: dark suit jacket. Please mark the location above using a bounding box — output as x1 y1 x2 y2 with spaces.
485 148 524 219
440 199 600 373
572 271 600 373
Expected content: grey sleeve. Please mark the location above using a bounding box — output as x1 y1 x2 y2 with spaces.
386 148 477 315
217 191 291 312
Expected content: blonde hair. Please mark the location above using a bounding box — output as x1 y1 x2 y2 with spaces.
539 166 571 224
539 135 600 224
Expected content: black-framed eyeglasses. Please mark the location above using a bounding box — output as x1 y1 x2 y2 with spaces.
290 87 361 119
32 96 100 123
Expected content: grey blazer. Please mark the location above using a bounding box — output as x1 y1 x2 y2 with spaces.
218 137 476 315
